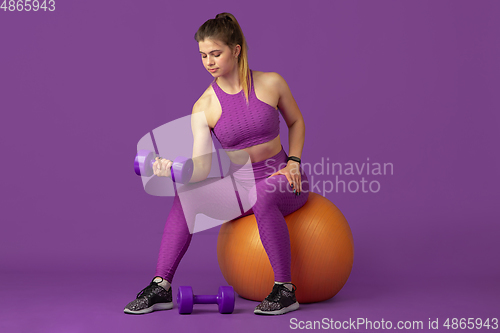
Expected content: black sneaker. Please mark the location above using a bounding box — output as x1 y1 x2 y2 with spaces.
124 279 173 314
254 283 299 315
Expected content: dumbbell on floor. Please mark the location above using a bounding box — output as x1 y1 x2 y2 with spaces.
134 149 193 184
177 286 235 314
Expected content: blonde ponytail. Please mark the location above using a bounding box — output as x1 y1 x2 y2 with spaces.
194 12 251 102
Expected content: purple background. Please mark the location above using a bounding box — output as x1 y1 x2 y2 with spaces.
1 0 499 332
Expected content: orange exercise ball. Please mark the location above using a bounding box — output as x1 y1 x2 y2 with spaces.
217 192 354 304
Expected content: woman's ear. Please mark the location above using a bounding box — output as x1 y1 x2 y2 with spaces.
234 44 241 58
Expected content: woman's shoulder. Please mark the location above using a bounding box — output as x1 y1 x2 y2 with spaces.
192 82 216 114
252 70 286 89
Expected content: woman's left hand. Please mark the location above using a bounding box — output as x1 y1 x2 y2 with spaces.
268 160 302 195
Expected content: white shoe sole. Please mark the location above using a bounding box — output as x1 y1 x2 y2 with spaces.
124 302 173 314
254 302 300 315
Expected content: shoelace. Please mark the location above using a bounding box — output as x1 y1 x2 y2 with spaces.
136 282 159 299
265 283 297 302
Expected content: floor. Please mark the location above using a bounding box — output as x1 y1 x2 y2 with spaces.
1 269 498 333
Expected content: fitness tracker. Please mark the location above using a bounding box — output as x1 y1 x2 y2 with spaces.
287 156 301 164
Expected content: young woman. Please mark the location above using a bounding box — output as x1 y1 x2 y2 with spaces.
124 12 309 316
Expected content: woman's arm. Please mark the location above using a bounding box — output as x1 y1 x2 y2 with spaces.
189 101 213 182
153 98 213 182
273 73 305 159
268 72 306 193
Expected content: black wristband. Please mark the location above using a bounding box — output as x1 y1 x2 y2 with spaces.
287 156 301 164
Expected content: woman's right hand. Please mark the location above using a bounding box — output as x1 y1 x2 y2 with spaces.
153 157 173 177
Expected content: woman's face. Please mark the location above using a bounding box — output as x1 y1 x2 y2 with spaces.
198 38 240 78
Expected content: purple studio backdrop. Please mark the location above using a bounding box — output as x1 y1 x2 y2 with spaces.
0 0 499 332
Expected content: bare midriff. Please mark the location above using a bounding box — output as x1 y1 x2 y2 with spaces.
224 135 282 165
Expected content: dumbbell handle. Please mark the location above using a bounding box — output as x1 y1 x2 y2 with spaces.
193 295 220 304
148 157 174 177
134 150 193 184
141 156 169 172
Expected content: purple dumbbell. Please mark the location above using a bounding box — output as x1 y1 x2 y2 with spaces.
177 286 235 314
134 149 194 184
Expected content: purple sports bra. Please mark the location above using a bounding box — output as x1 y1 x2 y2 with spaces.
211 70 280 150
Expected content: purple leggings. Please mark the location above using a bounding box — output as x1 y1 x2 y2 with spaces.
154 148 309 283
